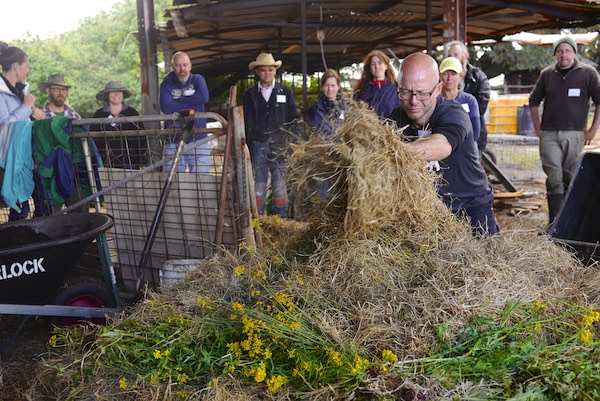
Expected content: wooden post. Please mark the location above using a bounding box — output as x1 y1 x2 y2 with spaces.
443 0 466 43
232 105 256 250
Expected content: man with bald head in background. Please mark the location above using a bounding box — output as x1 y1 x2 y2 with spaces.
388 53 498 237
159 51 210 173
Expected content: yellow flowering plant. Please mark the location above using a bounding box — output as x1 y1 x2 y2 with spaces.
48 253 379 398
47 249 600 401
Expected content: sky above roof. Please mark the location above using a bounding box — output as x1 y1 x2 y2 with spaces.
0 0 122 42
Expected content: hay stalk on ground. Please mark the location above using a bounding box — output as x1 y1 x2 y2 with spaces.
26 103 600 401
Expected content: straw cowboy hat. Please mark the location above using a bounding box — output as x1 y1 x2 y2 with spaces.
248 52 282 71
38 73 71 92
96 80 132 101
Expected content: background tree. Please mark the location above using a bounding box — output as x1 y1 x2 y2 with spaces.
477 27 600 91
13 0 171 118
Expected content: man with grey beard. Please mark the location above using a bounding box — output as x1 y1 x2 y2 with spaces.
159 51 210 173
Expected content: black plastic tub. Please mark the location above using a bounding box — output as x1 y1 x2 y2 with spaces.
550 152 600 265
0 213 114 304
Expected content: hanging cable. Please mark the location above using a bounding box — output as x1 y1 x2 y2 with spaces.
318 5 327 71
318 29 327 71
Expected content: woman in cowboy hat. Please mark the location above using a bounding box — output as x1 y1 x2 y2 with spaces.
91 80 147 169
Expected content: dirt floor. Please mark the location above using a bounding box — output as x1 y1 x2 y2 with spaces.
0 315 51 400
492 178 548 232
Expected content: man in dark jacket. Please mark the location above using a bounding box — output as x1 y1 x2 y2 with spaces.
243 53 299 217
529 37 600 227
159 51 210 173
446 41 491 152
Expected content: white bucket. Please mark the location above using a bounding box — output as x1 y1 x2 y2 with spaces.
159 259 201 289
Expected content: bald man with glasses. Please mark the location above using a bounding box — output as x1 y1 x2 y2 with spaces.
388 53 498 238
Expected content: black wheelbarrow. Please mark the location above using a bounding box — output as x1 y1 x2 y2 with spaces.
0 213 121 326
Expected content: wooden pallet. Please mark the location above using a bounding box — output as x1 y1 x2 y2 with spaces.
494 190 545 215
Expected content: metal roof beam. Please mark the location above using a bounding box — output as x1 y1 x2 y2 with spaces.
366 0 403 14
183 16 446 32
182 14 302 29
172 0 301 15
468 11 534 21
469 0 597 21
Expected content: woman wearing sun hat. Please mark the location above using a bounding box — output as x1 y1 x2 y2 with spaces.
91 80 147 168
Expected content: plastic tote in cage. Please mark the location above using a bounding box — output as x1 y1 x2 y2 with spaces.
549 152 600 265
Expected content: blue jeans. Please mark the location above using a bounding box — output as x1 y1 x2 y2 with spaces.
8 200 30 221
250 141 288 217
163 141 212 173
458 200 500 238
32 171 53 217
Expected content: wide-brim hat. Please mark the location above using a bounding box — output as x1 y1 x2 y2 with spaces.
439 57 463 74
249 52 282 71
38 73 71 92
96 80 132 101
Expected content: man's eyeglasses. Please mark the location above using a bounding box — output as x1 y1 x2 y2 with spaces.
397 83 439 101
49 87 68 93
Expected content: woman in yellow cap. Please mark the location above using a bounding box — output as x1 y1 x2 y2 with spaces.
439 56 480 144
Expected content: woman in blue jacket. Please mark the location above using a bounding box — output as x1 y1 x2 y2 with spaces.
439 57 480 144
352 50 399 118
308 69 346 138
307 69 347 204
0 42 44 220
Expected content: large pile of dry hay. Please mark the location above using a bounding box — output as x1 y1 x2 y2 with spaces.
288 100 468 246
284 102 598 353
26 103 600 401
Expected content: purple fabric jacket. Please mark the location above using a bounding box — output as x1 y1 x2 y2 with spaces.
355 80 399 118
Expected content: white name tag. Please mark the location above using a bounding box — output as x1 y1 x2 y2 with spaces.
277 94 287 103
461 103 470 113
568 88 581 97
184 89 196 96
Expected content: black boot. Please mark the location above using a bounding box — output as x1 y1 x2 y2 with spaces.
546 193 564 232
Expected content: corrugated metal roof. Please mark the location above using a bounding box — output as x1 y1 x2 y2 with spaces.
158 0 600 78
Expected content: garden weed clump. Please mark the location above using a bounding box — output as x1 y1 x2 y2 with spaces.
28 105 600 401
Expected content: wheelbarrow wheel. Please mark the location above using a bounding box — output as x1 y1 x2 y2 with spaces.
49 277 116 327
